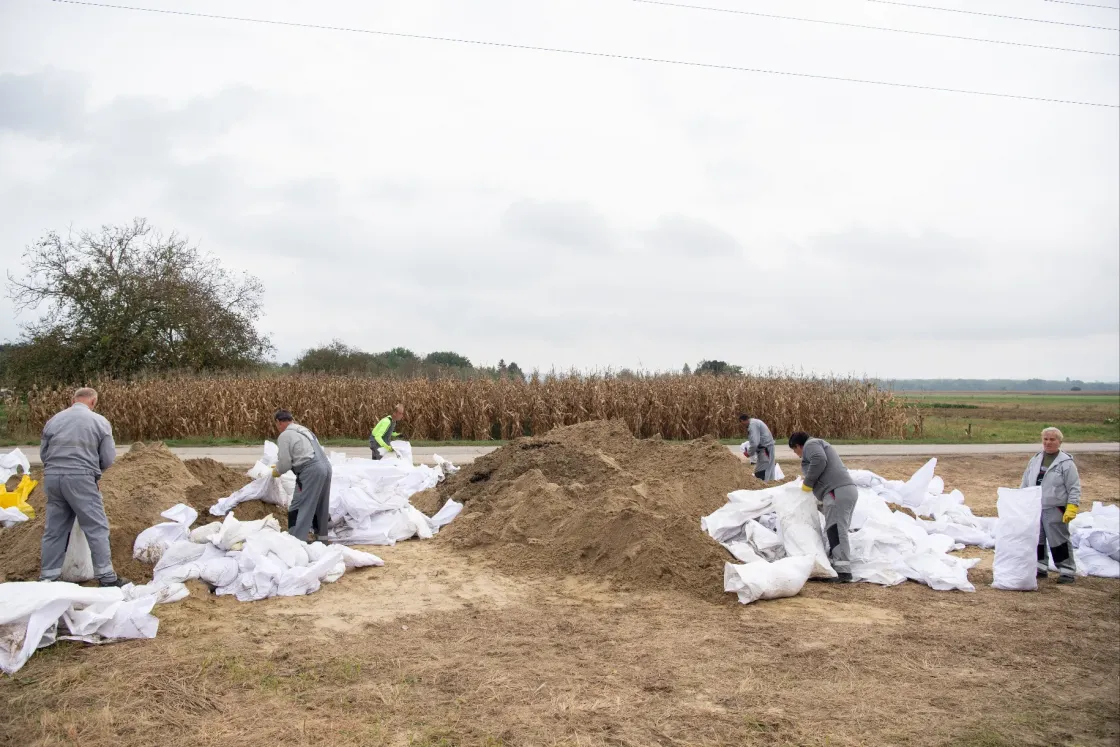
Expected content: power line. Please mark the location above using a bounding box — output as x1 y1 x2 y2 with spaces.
1043 0 1119 8
633 0 1118 56
866 0 1119 30
49 0 1119 108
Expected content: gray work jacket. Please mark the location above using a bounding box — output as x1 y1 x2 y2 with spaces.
1020 450 1081 508
40 403 116 477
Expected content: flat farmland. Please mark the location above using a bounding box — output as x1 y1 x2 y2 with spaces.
891 391 1120 444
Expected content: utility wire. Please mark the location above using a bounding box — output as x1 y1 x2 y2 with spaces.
633 0 1118 56
49 0 1119 108
1043 0 1119 8
866 0 1119 30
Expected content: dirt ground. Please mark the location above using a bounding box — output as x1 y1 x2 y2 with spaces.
2 453 1118 747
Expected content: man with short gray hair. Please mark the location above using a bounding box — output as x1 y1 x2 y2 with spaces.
38 388 130 586
1022 426 1082 583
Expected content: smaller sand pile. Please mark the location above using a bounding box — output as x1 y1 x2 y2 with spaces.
418 420 768 600
182 458 288 526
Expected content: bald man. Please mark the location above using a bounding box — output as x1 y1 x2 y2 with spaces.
38 387 130 586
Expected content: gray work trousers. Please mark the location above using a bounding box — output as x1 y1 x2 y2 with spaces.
288 458 332 543
1038 506 1077 577
754 445 777 482
40 473 117 582
820 484 858 574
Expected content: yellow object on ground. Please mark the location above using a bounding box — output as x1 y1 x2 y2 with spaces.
0 474 38 519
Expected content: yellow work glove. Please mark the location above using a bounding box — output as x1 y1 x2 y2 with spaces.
271 465 280 479
384 445 394 453
801 483 813 492
1063 504 1078 523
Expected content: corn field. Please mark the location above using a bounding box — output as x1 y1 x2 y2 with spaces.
21 374 909 442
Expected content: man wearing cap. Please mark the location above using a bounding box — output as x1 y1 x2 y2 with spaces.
38 387 130 586
788 431 856 583
273 410 332 543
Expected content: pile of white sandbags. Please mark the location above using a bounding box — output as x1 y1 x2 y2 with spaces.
206 441 463 546
142 510 385 602
1070 502 1120 578
703 460 984 604
851 459 996 549
0 581 172 675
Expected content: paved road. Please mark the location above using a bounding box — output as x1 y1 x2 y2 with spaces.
12 442 1118 468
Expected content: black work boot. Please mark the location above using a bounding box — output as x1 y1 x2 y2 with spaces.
1037 570 1048 579
98 576 133 588
815 572 853 584
1057 575 1075 585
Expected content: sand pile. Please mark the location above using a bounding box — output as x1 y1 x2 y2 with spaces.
415 420 767 600
0 445 286 583
182 458 288 527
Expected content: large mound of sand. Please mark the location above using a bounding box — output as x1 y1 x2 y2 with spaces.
0 444 287 583
414 420 765 600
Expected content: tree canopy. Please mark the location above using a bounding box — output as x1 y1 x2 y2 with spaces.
694 360 743 376
4 219 270 386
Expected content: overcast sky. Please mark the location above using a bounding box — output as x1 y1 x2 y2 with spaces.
1 0 1118 379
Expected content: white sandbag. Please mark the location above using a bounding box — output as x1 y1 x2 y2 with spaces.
723 555 815 604
0 448 31 483
850 559 907 586
1074 546 1120 578
773 463 785 480
60 523 94 583
921 518 995 549
773 482 836 579
211 513 281 551
896 458 937 507
902 551 977 592
427 499 463 532
210 475 286 516
0 581 162 674
722 541 764 564
61 596 159 643
992 486 1043 591
432 454 460 478
851 489 894 531
276 546 345 597
377 440 414 464
133 504 199 563
702 489 776 543
1086 530 1120 561
123 581 190 604
306 542 384 569
242 530 310 569
153 540 207 576
1 505 29 528
847 469 884 488
190 521 222 543
743 520 785 560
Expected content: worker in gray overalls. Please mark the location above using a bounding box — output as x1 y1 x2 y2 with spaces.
739 413 778 481
789 431 857 584
1021 426 1082 584
38 387 130 586
272 410 333 543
